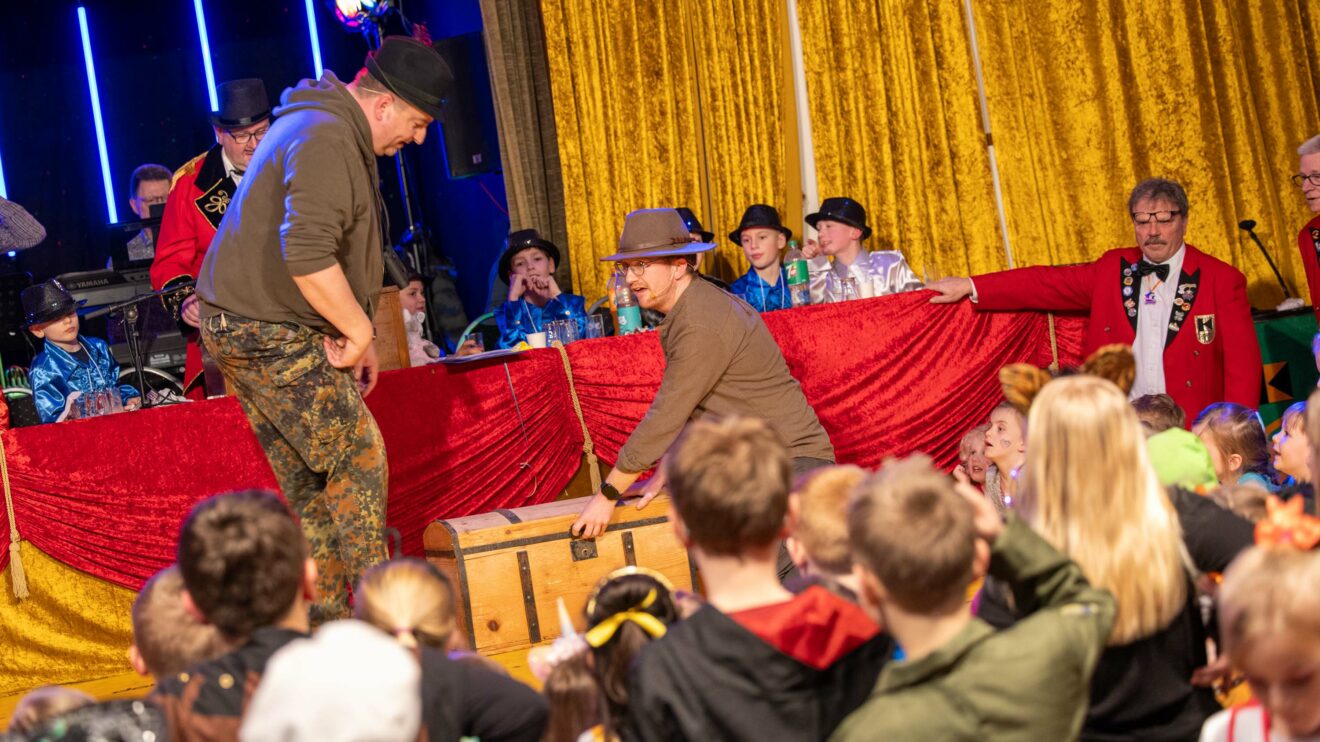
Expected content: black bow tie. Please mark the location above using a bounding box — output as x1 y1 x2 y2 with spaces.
1135 261 1170 282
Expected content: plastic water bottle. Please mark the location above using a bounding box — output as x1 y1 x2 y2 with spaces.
615 281 643 335
785 240 811 307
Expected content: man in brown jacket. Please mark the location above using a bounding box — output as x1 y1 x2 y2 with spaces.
196 38 452 622
572 209 834 578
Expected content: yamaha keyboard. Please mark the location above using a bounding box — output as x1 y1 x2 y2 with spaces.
57 267 153 309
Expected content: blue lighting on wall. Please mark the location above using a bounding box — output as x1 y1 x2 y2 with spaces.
193 0 219 111
305 0 324 78
0 140 7 200
77 6 118 224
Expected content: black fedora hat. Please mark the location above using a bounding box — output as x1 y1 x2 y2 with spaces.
805 197 872 240
728 203 791 245
365 36 454 122
21 279 85 328
674 207 715 243
499 229 561 284
211 79 271 128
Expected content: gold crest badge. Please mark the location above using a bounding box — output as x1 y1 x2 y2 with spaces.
1194 314 1215 345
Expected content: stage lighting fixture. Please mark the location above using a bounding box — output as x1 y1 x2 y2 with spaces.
77 6 118 224
192 0 219 112
304 0 325 77
330 0 392 31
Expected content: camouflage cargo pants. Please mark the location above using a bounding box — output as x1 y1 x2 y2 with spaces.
202 312 388 624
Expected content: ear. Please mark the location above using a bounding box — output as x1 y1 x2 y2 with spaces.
180 588 209 624
785 536 809 573
213 126 224 144
301 557 319 603
971 537 991 580
853 562 885 619
1226 452 1243 473
373 93 395 121
29 326 44 339
779 491 800 540
669 507 692 549
128 644 149 677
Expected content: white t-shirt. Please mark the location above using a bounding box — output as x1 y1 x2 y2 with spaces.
1200 705 1320 742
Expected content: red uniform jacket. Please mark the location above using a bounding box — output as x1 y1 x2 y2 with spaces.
150 145 235 397
1297 213 1320 321
973 245 1261 421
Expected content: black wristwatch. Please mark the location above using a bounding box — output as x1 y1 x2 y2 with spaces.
600 482 622 501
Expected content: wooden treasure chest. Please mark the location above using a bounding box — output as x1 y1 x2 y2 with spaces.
424 495 694 655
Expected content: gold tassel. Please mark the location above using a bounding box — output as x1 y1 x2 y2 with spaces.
9 538 28 600
555 341 603 494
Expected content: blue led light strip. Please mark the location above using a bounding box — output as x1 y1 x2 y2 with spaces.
0 136 8 200
305 0 324 78
193 0 219 111
77 6 118 224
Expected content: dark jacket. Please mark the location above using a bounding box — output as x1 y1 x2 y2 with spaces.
198 71 385 333
419 648 547 742
152 626 307 742
625 592 891 742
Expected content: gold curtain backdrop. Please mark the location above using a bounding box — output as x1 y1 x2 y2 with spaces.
539 0 787 296
973 0 1320 304
797 0 1008 279
540 0 1320 304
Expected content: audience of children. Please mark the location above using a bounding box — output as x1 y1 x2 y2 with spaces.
14 353 1320 742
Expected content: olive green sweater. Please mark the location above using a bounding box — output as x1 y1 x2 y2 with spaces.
616 278 834 472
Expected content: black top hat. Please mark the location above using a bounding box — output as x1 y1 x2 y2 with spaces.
674 207 715 243
499 229 562 285
728 204 792 245
22 279 85 328
805 197 872 240
211 79 272 128
365 37 454 122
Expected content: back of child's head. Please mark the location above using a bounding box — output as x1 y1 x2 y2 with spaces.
1219 546 1320 707
132 565 228 678
1211 484 1270 522
584 570 677 723
664 415 791 555
6 685 95 734
792 465 867 577
354 557 457 651
1132 393 1186 434
848 455 976 613
1192 402 1272 479
541 654 602 742
177 490 306 639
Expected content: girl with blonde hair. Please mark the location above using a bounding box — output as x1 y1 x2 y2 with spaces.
981 369 1252 741
354 558 549 742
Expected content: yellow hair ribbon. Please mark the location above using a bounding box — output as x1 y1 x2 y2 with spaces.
584 588 667 648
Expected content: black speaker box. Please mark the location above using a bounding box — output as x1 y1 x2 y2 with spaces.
434 32 502 180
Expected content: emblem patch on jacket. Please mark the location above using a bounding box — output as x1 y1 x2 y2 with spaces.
1194 314 1215 345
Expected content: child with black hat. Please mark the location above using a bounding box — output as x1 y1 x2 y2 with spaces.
802 197 923 303
728 204 794 312
23 279 140 423
496 228 588 347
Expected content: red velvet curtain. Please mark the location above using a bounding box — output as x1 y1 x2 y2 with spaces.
1 295 1083 590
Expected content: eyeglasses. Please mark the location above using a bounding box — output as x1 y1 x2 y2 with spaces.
1292 172 1320 188
614 260 656 277
1131 210 1182 225
225 126 269 145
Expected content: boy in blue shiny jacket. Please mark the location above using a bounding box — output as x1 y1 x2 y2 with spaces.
23 279 140 422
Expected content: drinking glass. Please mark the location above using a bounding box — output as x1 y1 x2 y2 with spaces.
581 315 605 339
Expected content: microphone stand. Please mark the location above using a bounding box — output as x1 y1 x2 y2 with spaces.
1240 221 1294 299
83 283 194 406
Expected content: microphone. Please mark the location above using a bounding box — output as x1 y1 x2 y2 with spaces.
1238 218 1292 299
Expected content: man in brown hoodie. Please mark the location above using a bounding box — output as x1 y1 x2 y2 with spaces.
196 37 452 623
